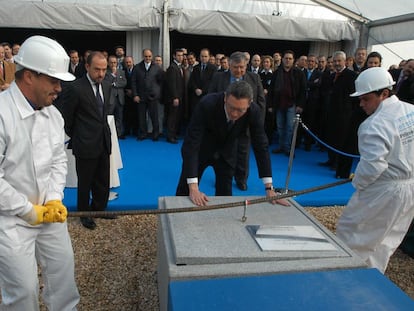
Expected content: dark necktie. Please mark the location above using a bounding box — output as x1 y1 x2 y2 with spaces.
396 75 407 92
334 71 341 82
95 83 104 117
227 120 234 131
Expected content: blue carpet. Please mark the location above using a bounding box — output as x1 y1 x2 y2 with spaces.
63 137 356 211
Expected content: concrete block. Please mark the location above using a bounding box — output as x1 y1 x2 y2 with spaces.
157 196 366 311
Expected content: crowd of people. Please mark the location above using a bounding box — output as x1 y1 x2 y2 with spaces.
0 33 414 310
2 42 414 189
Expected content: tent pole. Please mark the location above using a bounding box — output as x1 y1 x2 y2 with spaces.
161 0 170 69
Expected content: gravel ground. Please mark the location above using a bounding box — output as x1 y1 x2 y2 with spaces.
1 206 413 310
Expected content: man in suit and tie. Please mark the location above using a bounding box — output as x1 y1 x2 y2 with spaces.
131 48 164 141
123 56 138 137
302 54 322 151
105 55 127 138
63 51 112 230
188 48 217 118
165 48 185 144
68 49 86 79
176 81 288 207
322 51 359 178
249 54 261 74
208 51 265 191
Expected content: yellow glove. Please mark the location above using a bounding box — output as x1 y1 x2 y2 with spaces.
44 200 68 223
20 205 48 225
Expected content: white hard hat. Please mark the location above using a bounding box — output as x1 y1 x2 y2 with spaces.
14 35 75 82
351 67 395 97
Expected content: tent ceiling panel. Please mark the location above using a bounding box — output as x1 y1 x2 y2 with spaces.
170 9 357 41
171 0 348 21
369 20 414 46
324 0 414 23
1 0 411 47
0 1 159 31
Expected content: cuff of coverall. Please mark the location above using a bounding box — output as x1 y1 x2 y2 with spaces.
18 202 34 218
45 192 63 204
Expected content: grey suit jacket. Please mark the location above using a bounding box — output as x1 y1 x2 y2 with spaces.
105 69 127 111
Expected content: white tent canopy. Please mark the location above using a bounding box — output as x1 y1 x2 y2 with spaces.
0 0 413 66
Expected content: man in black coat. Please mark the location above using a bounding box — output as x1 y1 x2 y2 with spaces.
165 49 185 143
208 51 265 191
324 51 360 178
303 54 322 150
188 48 216 118
131 48 164 140
176 81 288 207
68 49 86 79
63 51 112 230
395 59 414 104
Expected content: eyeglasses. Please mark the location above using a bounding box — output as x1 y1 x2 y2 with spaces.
226 102 249 114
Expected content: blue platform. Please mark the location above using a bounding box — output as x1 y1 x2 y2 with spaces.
63 137 356 211
169 268 414 311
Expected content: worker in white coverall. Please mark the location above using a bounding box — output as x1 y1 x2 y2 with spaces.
336 67 414 273
0 36 79 310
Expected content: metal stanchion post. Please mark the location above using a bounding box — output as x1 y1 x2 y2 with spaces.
284 114 301 194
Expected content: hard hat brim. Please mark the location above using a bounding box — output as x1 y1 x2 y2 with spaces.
350 90 365 97
51 72 76 82
350 82 395 97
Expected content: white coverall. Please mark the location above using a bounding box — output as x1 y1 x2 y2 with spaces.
336 95 414 273
0 82 79 310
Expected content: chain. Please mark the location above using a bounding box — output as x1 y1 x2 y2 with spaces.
68 177 352 218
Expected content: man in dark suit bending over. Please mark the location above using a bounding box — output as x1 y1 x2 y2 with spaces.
176 81 288 207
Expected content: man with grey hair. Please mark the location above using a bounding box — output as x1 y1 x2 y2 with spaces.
208 51 265 191
320 50 360 178
176 81 287 207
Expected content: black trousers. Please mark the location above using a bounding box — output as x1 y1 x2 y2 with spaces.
137 100 159 137
123 95 138 136
176 155 234 196
235 131 250 184
166 103 183 139
75 153 110 212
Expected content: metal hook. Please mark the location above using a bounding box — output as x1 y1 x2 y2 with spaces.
241 200 248 222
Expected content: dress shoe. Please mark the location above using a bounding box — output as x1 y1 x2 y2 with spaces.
137 135 147 141
272 148 284 154
336 174 349 179
167 137 178 144
152 134 160 141
318 160 334 167
236 181 248 191
118 135 126 140
80 217 96 230
99 215 118 219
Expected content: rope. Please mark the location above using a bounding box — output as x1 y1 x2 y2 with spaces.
68 177 353 218
300 122 360 159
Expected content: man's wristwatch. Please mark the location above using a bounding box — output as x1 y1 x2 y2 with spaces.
265 185 275 191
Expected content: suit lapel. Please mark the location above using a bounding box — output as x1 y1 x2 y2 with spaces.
82 77 103 121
